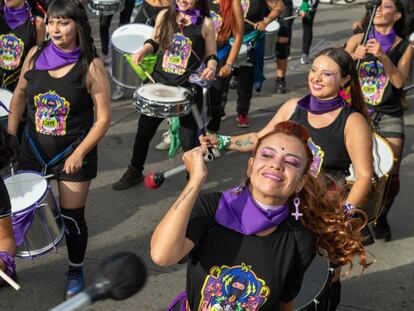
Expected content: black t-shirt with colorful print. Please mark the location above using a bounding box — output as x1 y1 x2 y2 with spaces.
0 178 12 218
184 192 316 311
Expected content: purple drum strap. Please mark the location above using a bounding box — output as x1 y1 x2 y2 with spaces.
12 206 38 246
0 100 10 113
166 291 187 311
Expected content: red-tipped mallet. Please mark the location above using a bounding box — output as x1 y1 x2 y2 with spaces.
144 153 214 189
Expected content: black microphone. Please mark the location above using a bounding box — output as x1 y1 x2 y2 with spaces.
49 252 147 311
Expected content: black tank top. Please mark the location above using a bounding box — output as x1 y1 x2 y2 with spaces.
359 39 410 117
242 0 266 34
290 105 353 176
23 60 95 162
0 12 36 91
152 18 206 86
134 1 167 26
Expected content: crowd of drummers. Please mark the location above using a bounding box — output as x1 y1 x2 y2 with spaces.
0 0 413 310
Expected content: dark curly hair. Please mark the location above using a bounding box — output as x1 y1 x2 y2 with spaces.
0 125 19 169
251 121 371 271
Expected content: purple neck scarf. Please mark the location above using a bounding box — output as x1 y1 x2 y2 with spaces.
369 28 396 54
297 94 345 114
215 185 289 235
35 41 81 70
176 6 201 25
3 3 30 30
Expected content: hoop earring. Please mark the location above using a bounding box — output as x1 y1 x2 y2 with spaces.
292 193 303 221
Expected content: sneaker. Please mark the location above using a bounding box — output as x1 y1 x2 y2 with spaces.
236 114 250 128
155 131 170 151
275 78 287 94
211 148 221 158
64 266 84 300
300 53 310 65
112 166 144 190
112 89 124 101
221 112 228 121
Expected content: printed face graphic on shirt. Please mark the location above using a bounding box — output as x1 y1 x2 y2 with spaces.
359 60 389 106
162 33 192 75
198 263 270 311
34 91 70 136
240 0 250 17
0 33 24 70
307 138 324 177
210 10 223 38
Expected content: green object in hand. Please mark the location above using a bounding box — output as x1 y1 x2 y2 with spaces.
168 117 181 159
124 53 158 81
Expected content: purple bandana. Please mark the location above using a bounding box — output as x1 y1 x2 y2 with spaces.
176 6 201 25
369 28 396 54
297 94 345 114
3 2 30 30
35 41 81 70
215 185 289 235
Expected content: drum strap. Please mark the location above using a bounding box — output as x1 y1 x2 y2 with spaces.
24 126 85 174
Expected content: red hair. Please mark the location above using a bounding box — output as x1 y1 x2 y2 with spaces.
217 0 233 43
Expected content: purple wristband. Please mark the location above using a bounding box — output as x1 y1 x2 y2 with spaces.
0 251 16 278
343 202 356 218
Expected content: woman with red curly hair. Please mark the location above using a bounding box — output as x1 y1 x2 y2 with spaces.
152 121 370 311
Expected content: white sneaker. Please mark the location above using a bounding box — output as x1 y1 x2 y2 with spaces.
155 131 170 151
300 53 310 65
211 148 221 158
112 89 124 100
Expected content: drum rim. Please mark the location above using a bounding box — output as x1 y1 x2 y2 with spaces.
0 88 13 117
134 84 192 103
4 170 50 215
87 2 124 16
110 23 154 55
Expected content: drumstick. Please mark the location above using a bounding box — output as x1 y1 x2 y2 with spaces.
138 64 156 84
284 14 300 20
245 18 256 27
0 269 20 291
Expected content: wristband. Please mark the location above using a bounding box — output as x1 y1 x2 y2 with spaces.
215 134 231 151
205 54 219 65
143 39 159 54
342 202 356 219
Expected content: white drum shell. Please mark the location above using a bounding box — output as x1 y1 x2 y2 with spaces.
110 23 154 89
87 0 125 15
264 21 280 60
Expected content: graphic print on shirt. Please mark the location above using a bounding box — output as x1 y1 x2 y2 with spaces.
0 33 24 70
34 91 70 136
210 10 223 38
307 138 324 177
359 60 389 106
240 0 250 17
162 32 192 75
198 263 270 311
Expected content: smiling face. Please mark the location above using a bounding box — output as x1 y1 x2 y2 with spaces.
308 55 350 100
247 133 309 206
47 17 78 51
374 0 401 27
176 0 197 11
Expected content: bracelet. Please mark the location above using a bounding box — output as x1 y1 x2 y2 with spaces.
342 202 356 218
0 251 15 279
143 38 159 54
204 54 219 65
215 134 231 151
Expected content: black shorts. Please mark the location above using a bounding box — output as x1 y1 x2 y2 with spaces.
19 139 98 182
278 1 294 38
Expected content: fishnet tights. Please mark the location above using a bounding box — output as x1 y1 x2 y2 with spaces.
58 180 91 209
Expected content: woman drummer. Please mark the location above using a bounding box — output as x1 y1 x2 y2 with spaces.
152 121 370 311
7 0 111 299
112 0 217 190
345 0 412 241
0 125 17 287
201 47 374 310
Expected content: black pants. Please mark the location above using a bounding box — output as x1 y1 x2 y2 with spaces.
301 4 319 54
99 0 135 55
131 88 203 171
236 47 255 115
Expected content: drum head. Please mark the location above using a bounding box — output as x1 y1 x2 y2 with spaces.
0 88 12 118
293 255 330 310
265 20 280 32
4 172 48 214
239 44 248 55
372 133 394 177
111 23 154 54
136 83 190 102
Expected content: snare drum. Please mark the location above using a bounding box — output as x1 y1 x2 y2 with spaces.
0 88 12 130
133 83 193 118
87 0 125 15
346 133 394 222
4 171 65 259
111 23 154 89
293 255 332 311
264 20 280 60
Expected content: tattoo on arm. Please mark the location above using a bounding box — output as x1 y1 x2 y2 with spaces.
234 136 254 147
175 187 194 210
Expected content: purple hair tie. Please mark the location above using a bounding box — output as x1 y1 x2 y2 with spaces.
0 251 16 280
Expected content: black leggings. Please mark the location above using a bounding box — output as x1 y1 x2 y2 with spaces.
301 4 319 55
131 89 203 171
236 47 255 115
99 0 136 55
